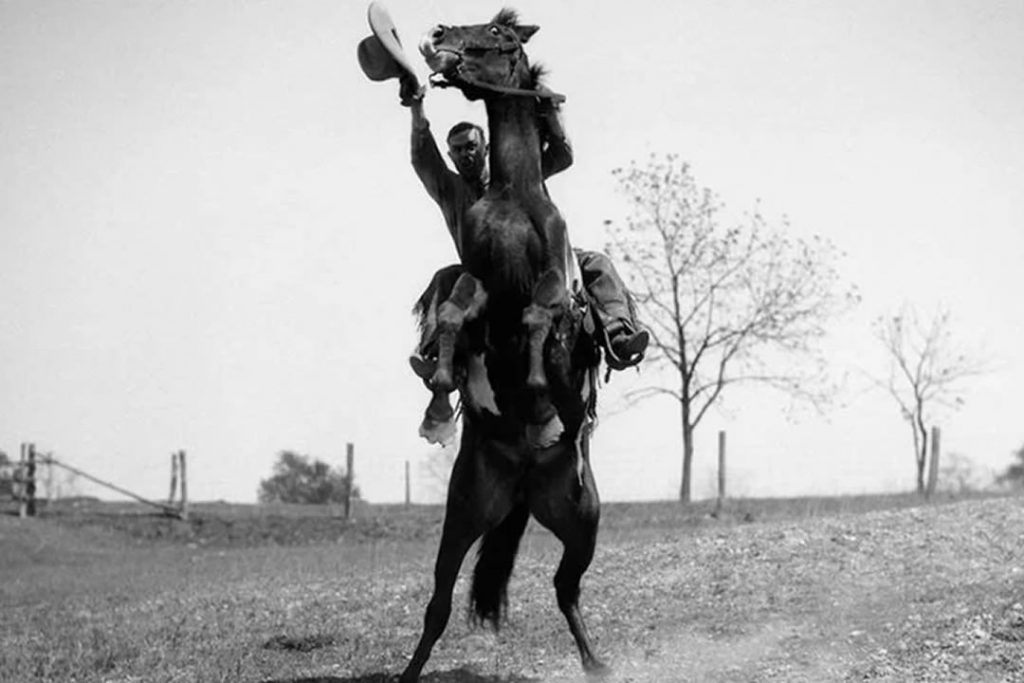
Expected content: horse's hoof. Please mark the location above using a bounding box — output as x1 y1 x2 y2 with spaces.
584 659 611 677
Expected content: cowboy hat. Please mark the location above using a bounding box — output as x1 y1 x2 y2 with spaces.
357 2 419 84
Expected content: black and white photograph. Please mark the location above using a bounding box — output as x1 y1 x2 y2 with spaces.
2 1 1022 681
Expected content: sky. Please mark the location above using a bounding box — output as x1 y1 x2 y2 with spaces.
1 0 1022 504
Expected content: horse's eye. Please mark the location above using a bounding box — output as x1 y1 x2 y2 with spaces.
489 26 500 36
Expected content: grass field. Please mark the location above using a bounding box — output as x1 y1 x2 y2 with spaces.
2 492 1022 682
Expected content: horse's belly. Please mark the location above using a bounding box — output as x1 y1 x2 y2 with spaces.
474 200 535 246
463 200 540 295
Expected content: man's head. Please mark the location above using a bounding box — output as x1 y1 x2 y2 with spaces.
446 122 487 181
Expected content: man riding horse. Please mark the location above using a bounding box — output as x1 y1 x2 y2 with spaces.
399 48 649 443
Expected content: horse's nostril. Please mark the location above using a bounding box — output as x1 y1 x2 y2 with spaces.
431 25 445 40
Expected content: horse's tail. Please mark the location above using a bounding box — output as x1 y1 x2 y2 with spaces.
470 500 530 630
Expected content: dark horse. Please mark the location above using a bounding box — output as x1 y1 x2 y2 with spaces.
398 9 607 683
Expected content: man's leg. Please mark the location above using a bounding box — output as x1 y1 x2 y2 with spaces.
411 265 466 444
576 250 649 369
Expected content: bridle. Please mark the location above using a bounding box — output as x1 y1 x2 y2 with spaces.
428 30 567 104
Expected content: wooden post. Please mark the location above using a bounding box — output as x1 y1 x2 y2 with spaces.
178 450 189 520
715 430 726 516
168 452 179 505
20 443 37 517
345 442 355 520
405 459 411 506
45 453 53 506
926 426 941 500
18 443 27 518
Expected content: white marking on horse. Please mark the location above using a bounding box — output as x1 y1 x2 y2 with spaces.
527 413 564 449
465 353 500 415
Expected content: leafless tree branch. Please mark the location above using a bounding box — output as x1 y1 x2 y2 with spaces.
873 303 990 494
606 156 857 501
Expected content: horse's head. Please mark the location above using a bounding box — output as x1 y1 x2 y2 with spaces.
419 9 539 100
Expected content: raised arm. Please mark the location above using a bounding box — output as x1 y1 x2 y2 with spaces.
410 107 454 205
401 77 466 255
403 83 458 207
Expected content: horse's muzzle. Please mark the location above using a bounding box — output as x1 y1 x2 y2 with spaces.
419 27 461 74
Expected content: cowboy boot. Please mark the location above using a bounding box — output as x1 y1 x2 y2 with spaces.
409 355 457 444
408 354 436 381
603 320 649 370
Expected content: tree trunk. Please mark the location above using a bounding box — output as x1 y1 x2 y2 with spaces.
914 413 928 495
679 401 694 503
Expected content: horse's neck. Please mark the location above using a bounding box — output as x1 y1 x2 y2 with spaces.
485 97 543 195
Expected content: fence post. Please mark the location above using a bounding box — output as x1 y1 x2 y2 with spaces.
19 443 37 518
405 459 411 506
178 450 189 520
926 426 941 500
345 443 355 520
45 453 53 507
715 430 726 516
18 443 26 518
169 452 179 505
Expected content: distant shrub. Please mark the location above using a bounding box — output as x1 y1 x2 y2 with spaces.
996 443 1024 490
0 451 14 497
938 452 992 494
258 451 360 505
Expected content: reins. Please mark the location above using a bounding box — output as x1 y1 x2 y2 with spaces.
429 33 567 104
430 74 567 104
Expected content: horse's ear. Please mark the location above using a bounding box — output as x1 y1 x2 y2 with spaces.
516 25 539 43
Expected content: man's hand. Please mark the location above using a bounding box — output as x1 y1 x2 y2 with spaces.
535 84 561 115
400 74 425 107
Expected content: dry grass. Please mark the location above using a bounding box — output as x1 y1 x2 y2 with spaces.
1 492 1022 682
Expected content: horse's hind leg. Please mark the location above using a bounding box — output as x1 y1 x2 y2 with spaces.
527 441 607 675
400 426 517 683
399 508 478 683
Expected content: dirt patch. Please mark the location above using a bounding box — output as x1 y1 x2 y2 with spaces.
566 497 1024 682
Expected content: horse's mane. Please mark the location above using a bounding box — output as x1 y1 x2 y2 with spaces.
492 8 520 27
530 64 546 89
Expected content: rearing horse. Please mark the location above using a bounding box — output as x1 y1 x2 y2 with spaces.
399 9 607 683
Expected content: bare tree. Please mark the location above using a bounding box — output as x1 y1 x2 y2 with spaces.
605 155 857 501
873 304 988 495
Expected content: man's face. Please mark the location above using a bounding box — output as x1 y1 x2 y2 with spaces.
447 128 487 181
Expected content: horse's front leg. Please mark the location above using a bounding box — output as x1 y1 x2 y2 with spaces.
524 205 572 390
523 267 567 390
431 272 488 391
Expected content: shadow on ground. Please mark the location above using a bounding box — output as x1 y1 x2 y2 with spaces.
262 668 540 683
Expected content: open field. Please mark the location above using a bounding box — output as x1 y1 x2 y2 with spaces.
2 493 1023 682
